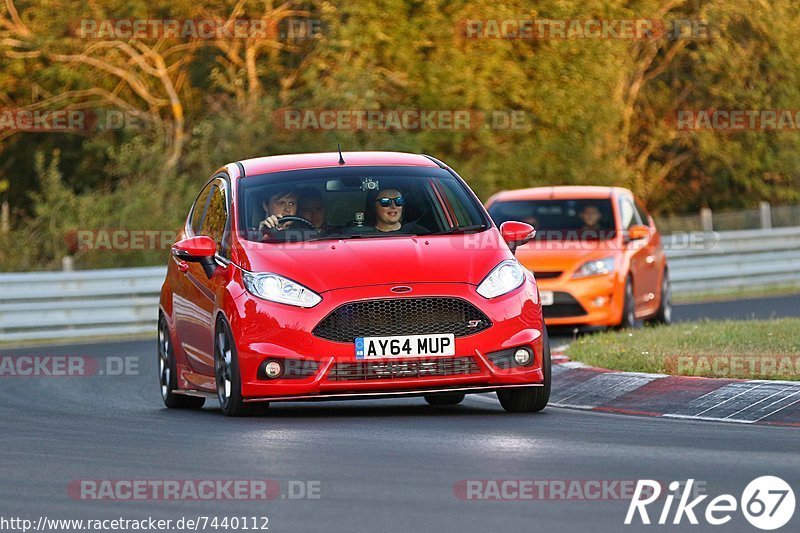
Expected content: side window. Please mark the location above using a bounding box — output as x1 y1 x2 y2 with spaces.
634 200 651 227
200 183 228 255
619 197 641 230
190 183 213 234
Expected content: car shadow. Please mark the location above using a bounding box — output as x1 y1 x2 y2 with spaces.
179 397 553 420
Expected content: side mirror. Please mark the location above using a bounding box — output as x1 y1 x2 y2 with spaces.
172 236 217 277
500 221 536 253
627 224 650 242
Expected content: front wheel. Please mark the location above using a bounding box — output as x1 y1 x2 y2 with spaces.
158 315 204 409
215 319 262 417
617 276 638 329
650 269 672 325
497 327 551 413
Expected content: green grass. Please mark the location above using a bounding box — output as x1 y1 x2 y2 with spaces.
0 332 152 350
564 318 800 380
672 283 800 304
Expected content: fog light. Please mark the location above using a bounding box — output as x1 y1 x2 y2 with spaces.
513 348 532 366
264 361 283 378
592 296 608 307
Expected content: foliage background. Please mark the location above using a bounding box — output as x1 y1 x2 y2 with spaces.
1 0 799 270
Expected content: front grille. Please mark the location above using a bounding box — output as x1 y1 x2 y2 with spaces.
329 356 481 381
313 298 492 343
543 291 588 318
533 271 562 279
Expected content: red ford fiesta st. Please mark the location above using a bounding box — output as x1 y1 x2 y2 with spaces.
158 151 550 416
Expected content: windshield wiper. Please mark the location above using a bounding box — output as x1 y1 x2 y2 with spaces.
318 232 416 241
430 224 488 235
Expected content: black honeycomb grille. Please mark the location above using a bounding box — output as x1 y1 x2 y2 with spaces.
313 298 491 343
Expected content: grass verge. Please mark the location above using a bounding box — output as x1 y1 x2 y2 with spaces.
672 283 800 304
564 318 800 380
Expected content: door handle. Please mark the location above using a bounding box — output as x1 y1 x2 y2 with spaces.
177 260 190 273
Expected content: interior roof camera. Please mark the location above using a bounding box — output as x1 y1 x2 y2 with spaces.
362 178 380 191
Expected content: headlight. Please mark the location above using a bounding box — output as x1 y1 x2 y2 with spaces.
242 272 322 308
573 257 615 279
477 260 526 298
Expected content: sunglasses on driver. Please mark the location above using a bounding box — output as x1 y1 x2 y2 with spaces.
376 196 406 208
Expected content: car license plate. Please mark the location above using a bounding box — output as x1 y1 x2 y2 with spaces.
540 291 554 306
355 334 456 359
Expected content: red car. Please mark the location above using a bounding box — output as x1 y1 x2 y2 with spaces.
159 151 549 416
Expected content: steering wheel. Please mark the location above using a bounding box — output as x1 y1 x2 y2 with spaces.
262 216 319 235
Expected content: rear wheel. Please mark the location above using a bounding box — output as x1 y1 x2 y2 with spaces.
650 269 672 325
497 328 551 413
424 392 466 406
158 315 204 409
215 319 262 417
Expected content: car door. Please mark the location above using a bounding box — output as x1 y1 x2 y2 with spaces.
619 195 656 315
173 176 232 384
634 198 663 315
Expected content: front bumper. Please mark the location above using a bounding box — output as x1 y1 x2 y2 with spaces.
229 281 545 400
538 273 623 327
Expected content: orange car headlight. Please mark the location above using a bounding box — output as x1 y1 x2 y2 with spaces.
573 257 615 279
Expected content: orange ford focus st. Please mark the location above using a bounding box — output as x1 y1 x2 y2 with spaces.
486 186 671 329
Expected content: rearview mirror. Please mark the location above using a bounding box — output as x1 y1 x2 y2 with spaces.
500 221 536 253
172 236 217 277
627 224 650 241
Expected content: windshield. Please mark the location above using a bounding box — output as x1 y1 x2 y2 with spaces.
488 199 617 240
237 166 489 243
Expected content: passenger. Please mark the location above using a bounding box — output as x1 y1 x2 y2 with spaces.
369 188 407 233
259 186 298 233
297 187 332 233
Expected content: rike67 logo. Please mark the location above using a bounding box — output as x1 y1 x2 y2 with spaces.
626 477 795 530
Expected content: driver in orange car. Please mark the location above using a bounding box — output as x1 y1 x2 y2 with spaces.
578 204 603 231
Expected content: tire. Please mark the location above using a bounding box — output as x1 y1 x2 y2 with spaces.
158 315 205 409
497 327 551 413
651 269 672 325
617 276 638 329
215 319 263 417
424 392 466 406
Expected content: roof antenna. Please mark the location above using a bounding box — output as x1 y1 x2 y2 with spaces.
337 144 346 165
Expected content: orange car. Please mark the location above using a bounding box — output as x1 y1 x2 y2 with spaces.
486 186 671 328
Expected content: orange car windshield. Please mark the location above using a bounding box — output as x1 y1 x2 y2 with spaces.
488 199 617 240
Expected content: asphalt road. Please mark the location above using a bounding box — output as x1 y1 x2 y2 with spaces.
1 334 797 533
673 294 800 322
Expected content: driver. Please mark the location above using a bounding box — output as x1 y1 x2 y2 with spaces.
259 186 298 232
578 204 603 231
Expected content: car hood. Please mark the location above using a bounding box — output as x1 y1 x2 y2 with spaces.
514 239 621 275
232 231 512 292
